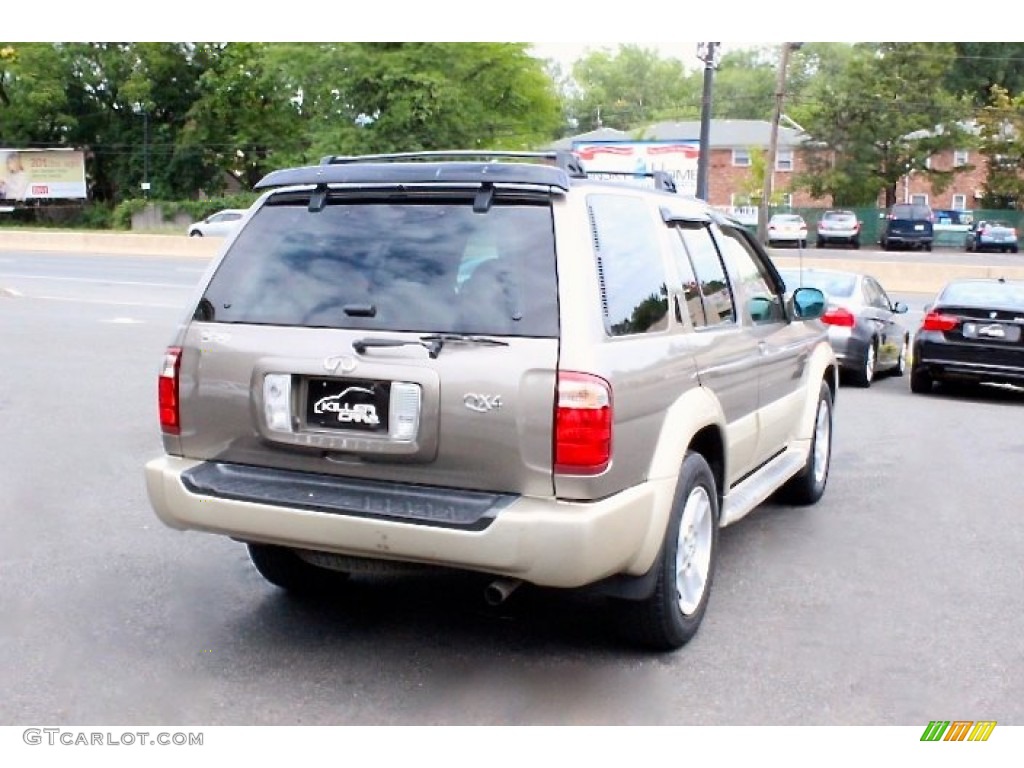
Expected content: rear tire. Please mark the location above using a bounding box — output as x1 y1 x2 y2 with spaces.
617 452 719 651
247 543 350 593
892 336 908 377
850 341 876 387
778 380 833 506
924 242 933 252
910 366 933 394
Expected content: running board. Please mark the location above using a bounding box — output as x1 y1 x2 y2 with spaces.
719 446 808 527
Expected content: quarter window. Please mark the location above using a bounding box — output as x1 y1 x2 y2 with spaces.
587 195 669 336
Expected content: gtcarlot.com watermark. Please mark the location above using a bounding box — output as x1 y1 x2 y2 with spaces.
23 729 203 747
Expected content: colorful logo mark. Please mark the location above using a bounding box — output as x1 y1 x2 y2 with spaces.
920 721 996 742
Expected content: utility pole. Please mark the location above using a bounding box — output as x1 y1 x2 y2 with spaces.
695 42 719 201
757 42 801 245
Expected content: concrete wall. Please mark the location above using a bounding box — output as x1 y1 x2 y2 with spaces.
0 230 219 258
2 230 1024 294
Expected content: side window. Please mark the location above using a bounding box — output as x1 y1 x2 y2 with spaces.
677 225 735 326
587 194 670 337
865 278 890 310
224 213 242 222
712 225 785 324
666 228 707 328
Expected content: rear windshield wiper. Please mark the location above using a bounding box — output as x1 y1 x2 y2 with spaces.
352 337 443 359
419 334 510 357
353 334 510 360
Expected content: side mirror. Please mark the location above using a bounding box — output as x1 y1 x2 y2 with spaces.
748 296 773 322
792 287 826 320
893 301 909 314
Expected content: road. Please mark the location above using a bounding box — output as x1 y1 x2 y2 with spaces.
1 251 1022 725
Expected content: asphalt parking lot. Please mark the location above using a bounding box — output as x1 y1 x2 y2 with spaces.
1 249 1021 726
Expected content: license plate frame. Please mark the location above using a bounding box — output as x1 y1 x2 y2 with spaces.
305 377 391 433
962 322 1021 342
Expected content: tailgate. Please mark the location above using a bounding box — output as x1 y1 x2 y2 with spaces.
174 189 561 498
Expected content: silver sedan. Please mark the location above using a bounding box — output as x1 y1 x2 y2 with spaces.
779 267 910 387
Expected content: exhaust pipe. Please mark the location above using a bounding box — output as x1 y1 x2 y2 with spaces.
484 578 522 606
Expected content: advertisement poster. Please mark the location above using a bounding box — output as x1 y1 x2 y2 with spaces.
572 141 701 195
0 149 87 201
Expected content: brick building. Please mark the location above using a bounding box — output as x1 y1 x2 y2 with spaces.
551 120 999 214
549 119 818 212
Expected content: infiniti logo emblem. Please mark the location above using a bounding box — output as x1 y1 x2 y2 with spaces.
324 355 358 373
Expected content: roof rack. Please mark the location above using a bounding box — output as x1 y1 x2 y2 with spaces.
583 169 678 193
254 150 586 192
319 150 587 178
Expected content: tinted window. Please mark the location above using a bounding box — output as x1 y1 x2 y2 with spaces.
667 225 706 328
891 204 931 220
712 226 785 324
939 281 1024 310
678 225 735 326
823 211 854 221
199 196 558 336
587 194 669 336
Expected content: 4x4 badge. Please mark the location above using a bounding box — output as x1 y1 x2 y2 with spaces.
324 355 357 373
464 394 502 413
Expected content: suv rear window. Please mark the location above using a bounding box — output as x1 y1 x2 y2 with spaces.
890 204 931 220
197 195 559 337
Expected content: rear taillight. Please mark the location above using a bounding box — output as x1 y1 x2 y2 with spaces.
921 311 959 332
554 372 612 475
822 307 856 327
159 346 182 435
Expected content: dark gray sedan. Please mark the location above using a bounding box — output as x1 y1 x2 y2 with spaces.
779 268 910 387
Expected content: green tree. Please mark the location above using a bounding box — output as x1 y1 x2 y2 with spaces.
712 48 776 120
976 85 1024 209
0 43 72 146
793 42 974 207
568 45 696 130
945 43 1024 105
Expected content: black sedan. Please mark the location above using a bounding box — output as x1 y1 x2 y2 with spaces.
911 278 1024 393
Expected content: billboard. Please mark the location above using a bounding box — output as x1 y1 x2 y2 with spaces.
0 148 87 201
572 141 700 195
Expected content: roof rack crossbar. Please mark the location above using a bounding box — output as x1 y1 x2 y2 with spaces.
584 169 678 194
319 150 587 178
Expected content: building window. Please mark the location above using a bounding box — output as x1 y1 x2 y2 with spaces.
954 149 969 167
732 149 751 167
952 193 967 210
780 193 793 208
911 194 929 206
775 150 793 172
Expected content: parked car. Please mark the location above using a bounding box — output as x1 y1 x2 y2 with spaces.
965 219 1019 254
815 210 861 249
145 149 837 651
766 213 808 248
779 267 910 387
879 203 934 251
911 277 1024 393
187 209 246 237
